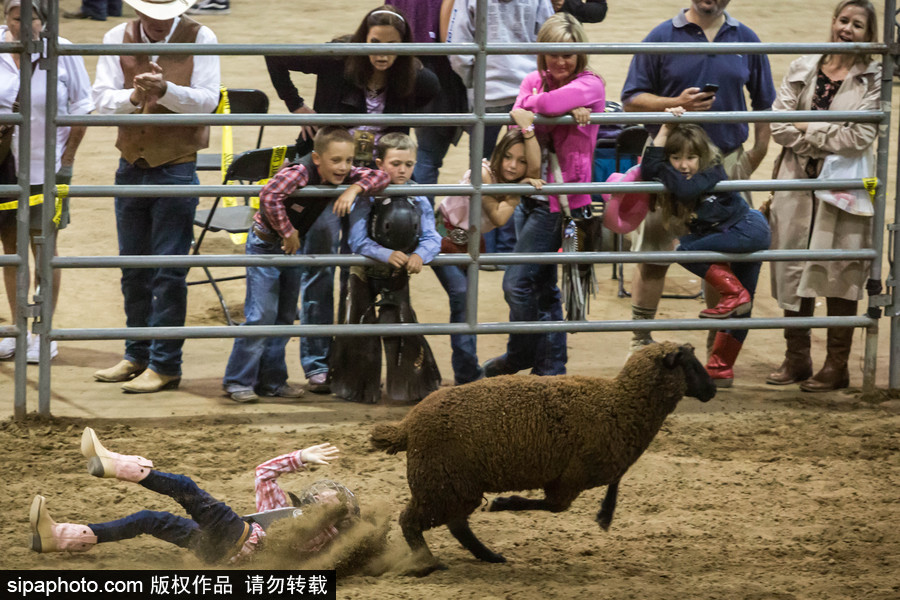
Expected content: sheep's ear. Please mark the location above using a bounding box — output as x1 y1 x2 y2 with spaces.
288 491 303 507
663 344 695 368
663 349 681 369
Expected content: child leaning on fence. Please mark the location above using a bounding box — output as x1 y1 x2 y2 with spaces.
433 108 544 385
221 127 390 404
329 133 443 405
640 107 771 388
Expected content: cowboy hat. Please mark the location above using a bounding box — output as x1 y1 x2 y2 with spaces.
601 164 651 235
123 0 198 20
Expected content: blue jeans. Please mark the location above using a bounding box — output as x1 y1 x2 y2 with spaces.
223 229 302 394
114 159 198 376
412 125 454 204
88 470 247 564
80 0 122 19
432 264 483 384
499 200 566 375
299 207 341 377
678 209 772 343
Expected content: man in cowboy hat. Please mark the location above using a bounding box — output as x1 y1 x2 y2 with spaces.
91 0 220 392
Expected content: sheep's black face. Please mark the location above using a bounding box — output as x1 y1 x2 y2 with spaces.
664 344 716 402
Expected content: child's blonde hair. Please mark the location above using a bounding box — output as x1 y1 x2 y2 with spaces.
376 132 417 161
313 126 354 155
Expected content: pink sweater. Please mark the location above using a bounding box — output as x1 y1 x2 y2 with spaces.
513 69 606 212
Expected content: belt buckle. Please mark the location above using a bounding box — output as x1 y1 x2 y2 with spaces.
448 227 469 246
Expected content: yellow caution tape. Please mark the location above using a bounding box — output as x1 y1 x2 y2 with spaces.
862 177 878 199
215 88 286 245
0 184 67 226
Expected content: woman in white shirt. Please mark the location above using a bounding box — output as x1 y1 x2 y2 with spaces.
0 0 94 361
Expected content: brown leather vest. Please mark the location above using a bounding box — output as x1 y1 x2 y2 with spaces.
115 17 211 167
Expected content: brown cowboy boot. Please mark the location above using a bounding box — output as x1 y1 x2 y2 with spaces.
800 298 856 393
767 298 814 385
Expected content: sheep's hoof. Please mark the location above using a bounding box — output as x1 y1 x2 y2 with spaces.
596 513 612 531
480 551 507 563
488 496 512 512
402 560 448 577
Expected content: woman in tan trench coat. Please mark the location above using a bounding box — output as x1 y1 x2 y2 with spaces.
767 0 880 392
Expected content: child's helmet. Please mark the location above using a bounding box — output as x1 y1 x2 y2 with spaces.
289 479 361 521
367 196 421 254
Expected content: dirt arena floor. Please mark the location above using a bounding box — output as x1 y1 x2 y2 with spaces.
2 1 900 598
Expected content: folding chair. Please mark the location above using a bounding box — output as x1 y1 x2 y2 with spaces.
612 127 702 301
196 88 270 172
189 146 287 325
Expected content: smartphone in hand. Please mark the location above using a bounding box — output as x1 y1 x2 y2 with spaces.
702 83 719 94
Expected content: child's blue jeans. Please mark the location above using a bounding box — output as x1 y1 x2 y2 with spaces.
678 209 772 343
223 229 302 394
87 469 247 564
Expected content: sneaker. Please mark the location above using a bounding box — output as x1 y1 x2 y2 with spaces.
26 335 58 364
261 383 304 398
228 388 258 404
186 0 231 15
307 373 331 394
626 337 656 360
0 337 15 359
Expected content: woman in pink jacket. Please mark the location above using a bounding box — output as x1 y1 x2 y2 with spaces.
482 13 606 378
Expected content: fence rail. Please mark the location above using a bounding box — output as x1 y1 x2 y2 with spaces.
3 0 898 419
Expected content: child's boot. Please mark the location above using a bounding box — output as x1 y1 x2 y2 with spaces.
30 495 96 553
699 264 751 319
705 332 743 388
81 427 153 482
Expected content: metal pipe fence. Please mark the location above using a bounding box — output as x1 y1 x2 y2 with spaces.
4 0 898 419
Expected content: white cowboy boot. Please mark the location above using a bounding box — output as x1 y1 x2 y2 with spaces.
81 427 153 482
30 495 96 553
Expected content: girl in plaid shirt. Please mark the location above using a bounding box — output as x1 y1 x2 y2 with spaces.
30 427 356 564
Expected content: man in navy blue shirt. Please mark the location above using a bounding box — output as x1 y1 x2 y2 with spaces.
619 0 776 358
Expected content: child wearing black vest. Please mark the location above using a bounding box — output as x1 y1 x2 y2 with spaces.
222 127 390 403
329 133 443 404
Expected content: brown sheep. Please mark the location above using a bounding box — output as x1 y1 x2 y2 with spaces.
370 342 715 572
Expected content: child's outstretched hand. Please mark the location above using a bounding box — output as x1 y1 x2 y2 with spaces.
300 443 340 466
655 106 686 146
406 253 424 274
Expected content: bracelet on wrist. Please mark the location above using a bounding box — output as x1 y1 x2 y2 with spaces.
523 124 535 133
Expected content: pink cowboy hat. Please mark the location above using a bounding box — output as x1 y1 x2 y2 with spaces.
602 164 651 235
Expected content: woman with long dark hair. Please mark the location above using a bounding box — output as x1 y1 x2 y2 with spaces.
264 5 439 393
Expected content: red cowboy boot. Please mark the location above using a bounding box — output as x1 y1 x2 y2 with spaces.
706 332 743 388
700 264 752 319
